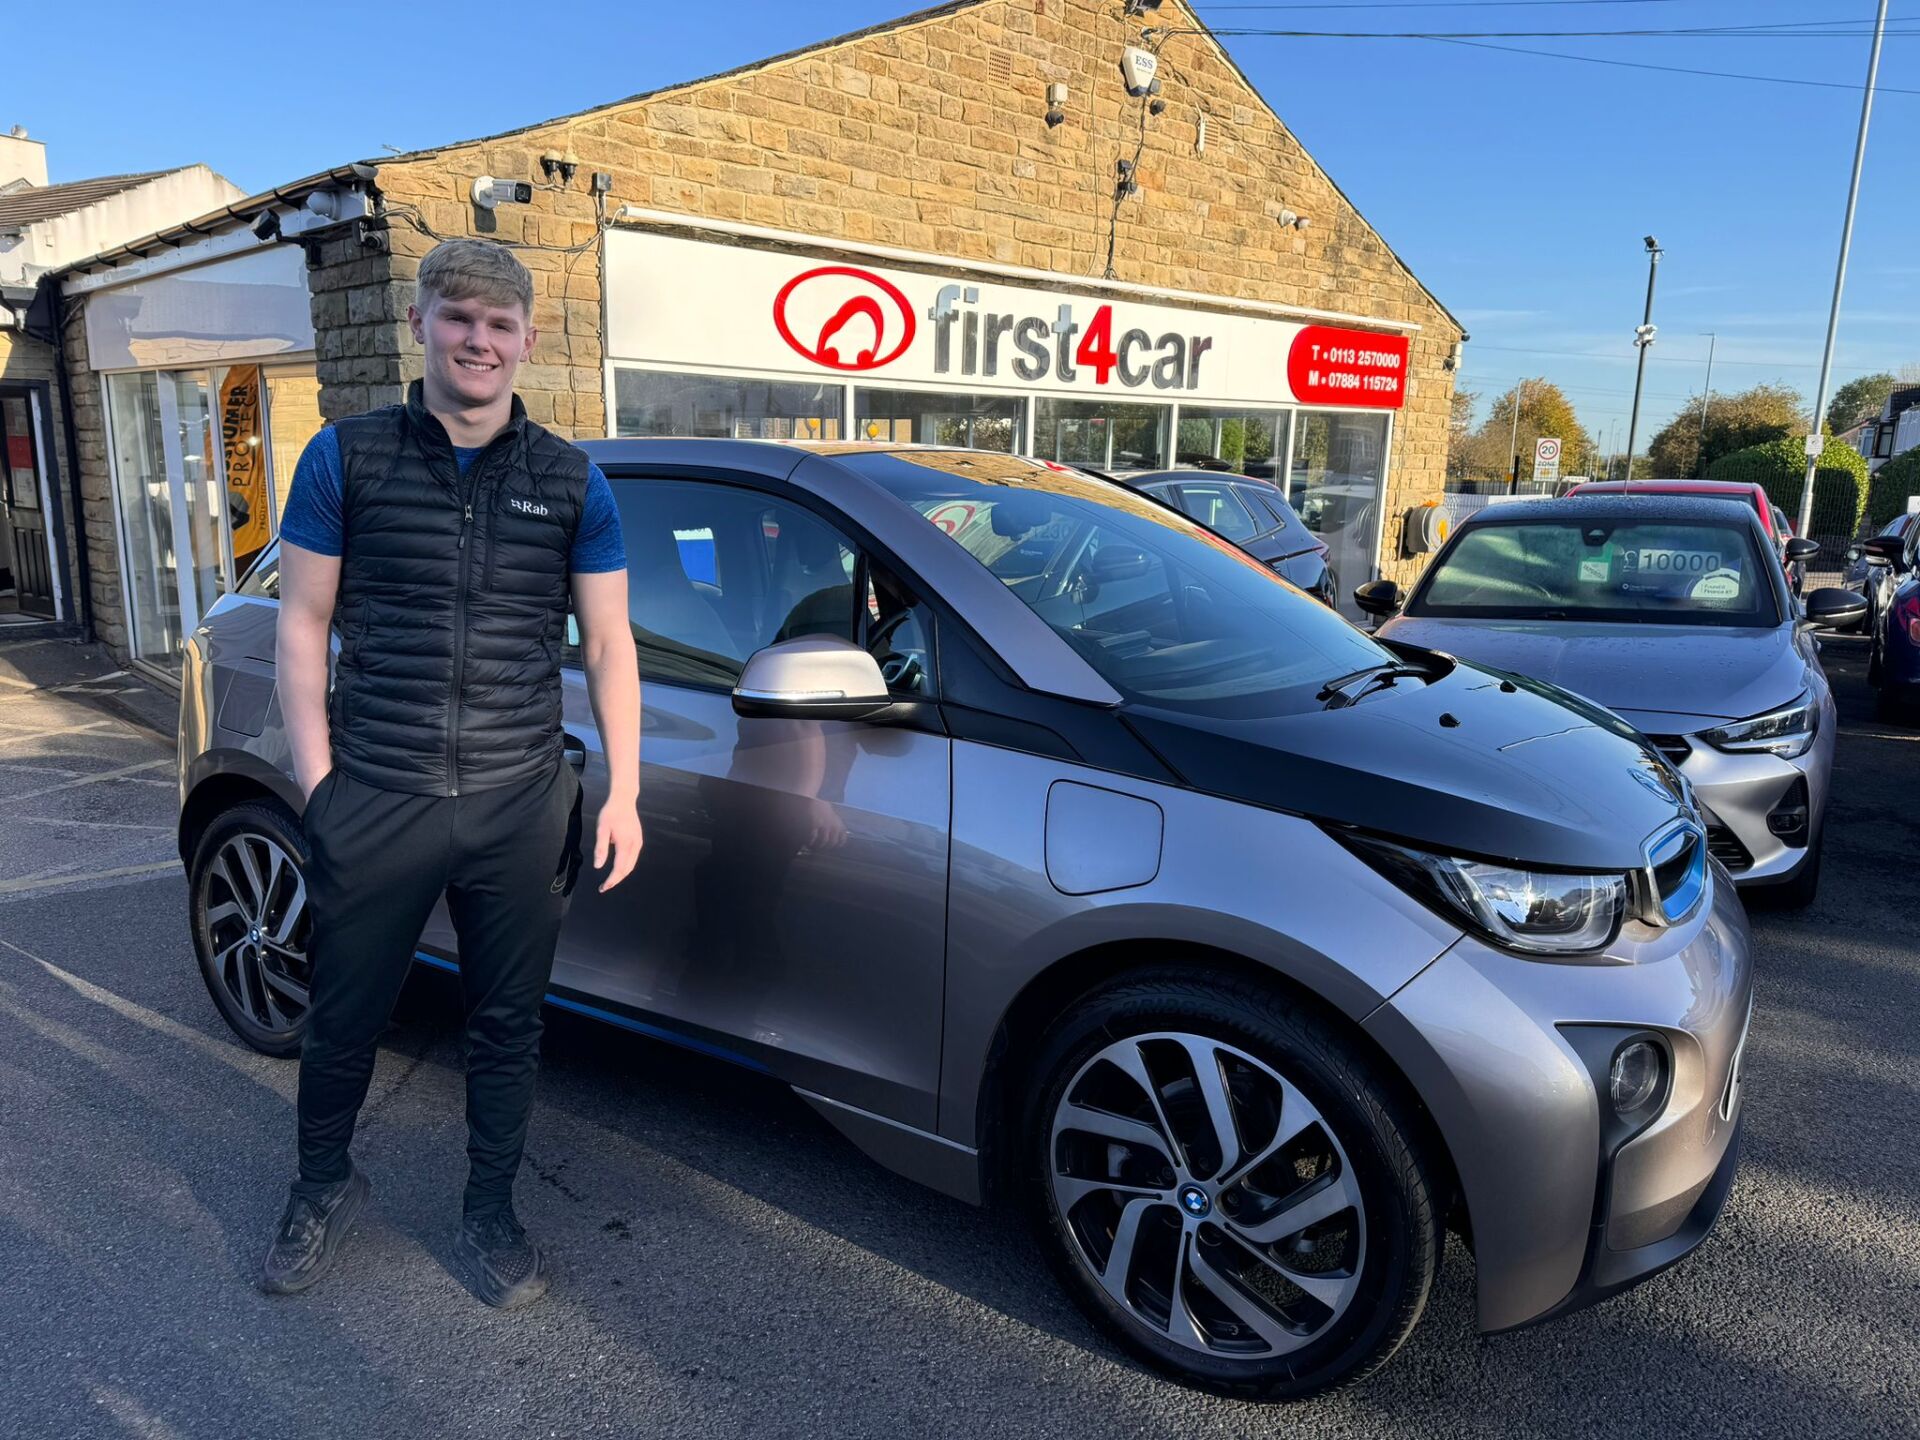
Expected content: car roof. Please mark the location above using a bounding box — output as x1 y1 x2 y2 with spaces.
1567 478 1763 499
1455 494 1764 530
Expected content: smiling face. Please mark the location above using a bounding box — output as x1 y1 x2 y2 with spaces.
408 292 537 414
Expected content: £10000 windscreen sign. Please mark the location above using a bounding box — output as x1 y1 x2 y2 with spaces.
605 230 1408 409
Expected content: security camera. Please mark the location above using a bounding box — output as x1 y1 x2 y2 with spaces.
250 211 281 242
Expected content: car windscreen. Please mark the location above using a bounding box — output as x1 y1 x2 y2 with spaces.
840 451 1393 715
1410 517 1780 627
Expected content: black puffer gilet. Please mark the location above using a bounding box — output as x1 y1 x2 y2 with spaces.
329 381 588 796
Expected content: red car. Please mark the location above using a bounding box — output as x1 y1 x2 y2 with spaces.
1566 478 1815 590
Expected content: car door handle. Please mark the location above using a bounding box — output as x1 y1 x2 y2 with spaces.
563 736 588 772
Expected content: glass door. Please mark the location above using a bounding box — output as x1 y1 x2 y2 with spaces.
106 368 233 671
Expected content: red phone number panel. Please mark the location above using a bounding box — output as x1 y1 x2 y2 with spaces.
1286 326 1410 409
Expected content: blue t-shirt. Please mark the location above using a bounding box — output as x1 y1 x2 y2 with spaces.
278 427 625 573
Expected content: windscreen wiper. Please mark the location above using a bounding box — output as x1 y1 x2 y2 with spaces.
1316 662 1431 709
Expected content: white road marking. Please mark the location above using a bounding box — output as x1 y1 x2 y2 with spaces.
0 936 294 1101
0 757 171 805
0 860 180 896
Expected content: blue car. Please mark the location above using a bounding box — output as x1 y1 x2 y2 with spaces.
1865 529 1920 720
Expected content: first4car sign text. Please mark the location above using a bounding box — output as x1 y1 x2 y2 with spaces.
604 228 1410 410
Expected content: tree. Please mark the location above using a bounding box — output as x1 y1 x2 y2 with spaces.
1475 379 1594 488
1826 372 1898 436
1645 383 1805 480
1446 387 1479 478
1707 435 1869 540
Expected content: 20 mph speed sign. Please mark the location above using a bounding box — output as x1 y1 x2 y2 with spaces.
1533 437 1562 483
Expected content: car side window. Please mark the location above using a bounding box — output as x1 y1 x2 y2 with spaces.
1237 485 1293 531
609 478 859 689
1173 482 1258 542
239 543 280 599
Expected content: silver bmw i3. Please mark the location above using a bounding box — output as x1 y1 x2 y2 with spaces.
178 441 1752 1398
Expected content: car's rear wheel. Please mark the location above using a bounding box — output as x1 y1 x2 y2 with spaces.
188 797 313 1057
1024 970 1440 1400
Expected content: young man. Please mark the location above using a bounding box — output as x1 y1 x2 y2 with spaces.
264 238 642 1309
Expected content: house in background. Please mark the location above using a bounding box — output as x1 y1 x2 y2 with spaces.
1860 385 1920 475
0 125 242 628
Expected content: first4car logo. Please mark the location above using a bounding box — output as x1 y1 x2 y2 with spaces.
771 265 1214 390
772 266 917 371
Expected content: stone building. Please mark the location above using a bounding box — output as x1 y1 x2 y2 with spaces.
49 0 1463 675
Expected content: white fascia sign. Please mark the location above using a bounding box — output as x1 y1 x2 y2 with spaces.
604 230 1408 410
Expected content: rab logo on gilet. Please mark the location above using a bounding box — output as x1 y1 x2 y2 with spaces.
508 497 551 517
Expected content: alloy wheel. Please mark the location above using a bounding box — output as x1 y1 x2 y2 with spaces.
199 830 312 1034
1048 1031 1366 1360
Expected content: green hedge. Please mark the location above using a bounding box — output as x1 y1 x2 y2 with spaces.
1866 450 1920 530
1706 435 1870 538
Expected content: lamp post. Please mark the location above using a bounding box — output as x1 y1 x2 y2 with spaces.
1506 376 1530 493
1798 0 1890 540
1623 236 1662 484
1695 332 1716 478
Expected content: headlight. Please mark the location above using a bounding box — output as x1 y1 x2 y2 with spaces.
1339 834 1626 955
1699 695 1818 759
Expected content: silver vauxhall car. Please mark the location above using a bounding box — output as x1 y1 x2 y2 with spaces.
1362 495 1867 908
179 442 1751 1399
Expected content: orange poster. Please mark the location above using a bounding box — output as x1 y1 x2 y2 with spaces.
220 366 271 562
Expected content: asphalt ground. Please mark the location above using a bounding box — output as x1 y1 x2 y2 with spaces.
2 631 1916 1440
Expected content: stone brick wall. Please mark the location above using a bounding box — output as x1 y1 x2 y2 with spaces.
53 305 126 652
331 0 1461 583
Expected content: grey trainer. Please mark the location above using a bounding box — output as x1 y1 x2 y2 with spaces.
260 1166 370 1295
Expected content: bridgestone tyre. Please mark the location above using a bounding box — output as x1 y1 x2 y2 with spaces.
188 798 314 1058
1023 969 1441 1401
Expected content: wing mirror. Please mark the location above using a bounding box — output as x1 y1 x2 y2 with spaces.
1802 586 1869 631
732 636 896 721
1089 544 1153 582
1784 537 1821 563
1353 579 1403 619
1863 535 1909 569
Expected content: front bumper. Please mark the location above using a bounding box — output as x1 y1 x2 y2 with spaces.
1364 863 1753 1332
1673 728 1831 885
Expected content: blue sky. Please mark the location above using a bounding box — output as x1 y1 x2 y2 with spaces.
12 1 1915 455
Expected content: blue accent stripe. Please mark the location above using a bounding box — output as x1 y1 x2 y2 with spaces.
411 951 770 1073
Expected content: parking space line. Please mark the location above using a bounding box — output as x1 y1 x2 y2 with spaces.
0 860 179 897
0 718 118 748
0 758 172 806
0 936 294 1101
12 815 173 832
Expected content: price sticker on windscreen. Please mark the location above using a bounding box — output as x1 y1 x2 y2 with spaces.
1626 548 1724 575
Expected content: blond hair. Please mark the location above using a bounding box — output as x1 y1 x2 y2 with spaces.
415 238 534 317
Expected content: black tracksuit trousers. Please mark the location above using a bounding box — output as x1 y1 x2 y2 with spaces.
294 760 584 1215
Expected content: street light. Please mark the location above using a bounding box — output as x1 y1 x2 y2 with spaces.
1623 235 1663 484
1798 0 1890 539
1695 332 1716 478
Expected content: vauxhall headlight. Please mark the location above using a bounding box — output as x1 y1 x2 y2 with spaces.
1339 834 1627 956
1699 695 1818 760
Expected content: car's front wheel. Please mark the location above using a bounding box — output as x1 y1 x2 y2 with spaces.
1024 970 1441 1400
188 797 314 1057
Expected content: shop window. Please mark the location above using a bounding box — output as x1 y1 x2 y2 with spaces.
1032 397 1168 473
106 372 182 667
614 368 843 441
1174 407 1290 484
1292 411 1390 618
854 388 1021 452
264 367 323 527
